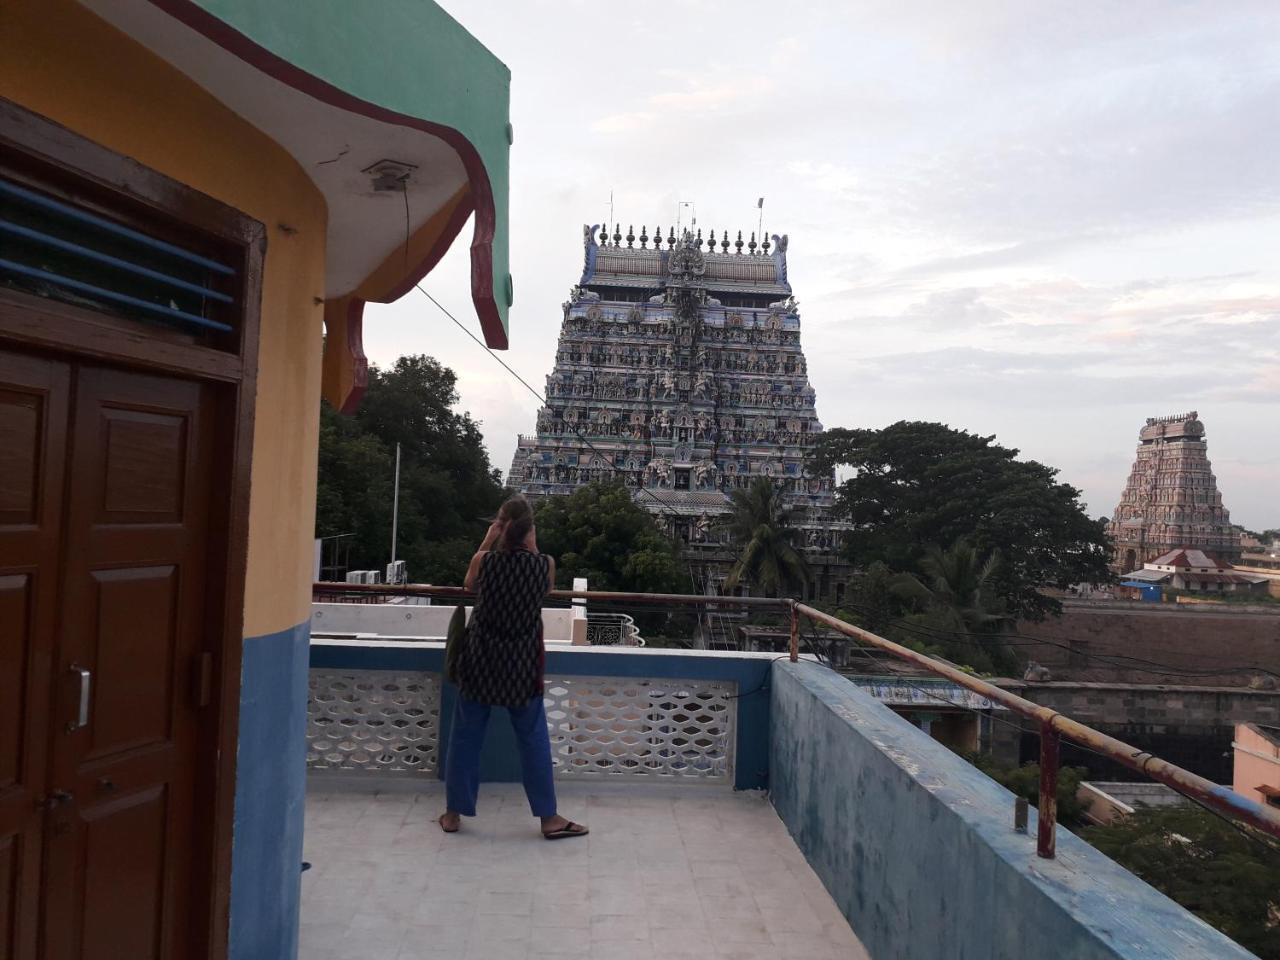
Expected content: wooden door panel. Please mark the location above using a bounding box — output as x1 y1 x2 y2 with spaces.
79 786 168 960
99 410 187 522
1 832 19 960
0 390 41 524
42 365 214 960
0 576 31 794
0 351 68 960
83 567 178 762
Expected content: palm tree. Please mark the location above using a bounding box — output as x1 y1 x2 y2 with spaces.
721 476 810 597
890 541 1006 632
890 540 1012 672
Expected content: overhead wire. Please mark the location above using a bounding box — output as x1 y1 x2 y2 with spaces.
416 284 709 593
826 596 1280 682
830 621 1280 858
409 288 1278 852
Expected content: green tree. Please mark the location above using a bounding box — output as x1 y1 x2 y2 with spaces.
533 481 688 594
810 421 1112 621
841 561 900 635
968 753 1090 823
721 476 810 597
890 541 1014 673
1083 806 1280 958
315 355 504 585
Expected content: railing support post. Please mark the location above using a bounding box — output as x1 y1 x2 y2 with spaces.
788 602 799 663
1037 722 1060 859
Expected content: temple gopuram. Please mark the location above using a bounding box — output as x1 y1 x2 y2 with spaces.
1108 411 1242 572
508 223 851 602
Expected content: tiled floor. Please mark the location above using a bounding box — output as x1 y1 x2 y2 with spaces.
301 782 871 959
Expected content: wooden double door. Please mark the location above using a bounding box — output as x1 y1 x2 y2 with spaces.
1 347 218 959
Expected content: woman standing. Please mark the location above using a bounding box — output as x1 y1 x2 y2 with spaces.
439 496 588 839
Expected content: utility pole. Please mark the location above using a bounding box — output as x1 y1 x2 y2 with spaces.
390 441 401 576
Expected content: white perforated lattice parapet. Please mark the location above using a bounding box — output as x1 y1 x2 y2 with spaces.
543 676 736 781
307 671 440 775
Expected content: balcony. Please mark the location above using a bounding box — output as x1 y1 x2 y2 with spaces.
300 590 1271 959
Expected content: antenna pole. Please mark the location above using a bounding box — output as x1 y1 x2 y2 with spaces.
390 441 401 569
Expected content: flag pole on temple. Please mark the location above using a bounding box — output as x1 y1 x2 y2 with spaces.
757 197 765 249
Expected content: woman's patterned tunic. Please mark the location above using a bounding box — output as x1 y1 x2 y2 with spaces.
459 549 550 707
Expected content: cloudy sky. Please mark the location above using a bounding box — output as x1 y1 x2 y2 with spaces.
364 0 1280 529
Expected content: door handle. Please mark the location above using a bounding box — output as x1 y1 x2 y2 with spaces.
67 664 91 732
42 789 73 810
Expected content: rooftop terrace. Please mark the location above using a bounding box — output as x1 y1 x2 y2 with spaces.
298 586 1278 959
301 782 867 960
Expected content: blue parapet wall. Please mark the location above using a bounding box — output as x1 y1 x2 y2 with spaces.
309 641 776 790
230 621 311 960
768 660 1253 960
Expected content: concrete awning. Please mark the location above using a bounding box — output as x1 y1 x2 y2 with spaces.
82 0 512 410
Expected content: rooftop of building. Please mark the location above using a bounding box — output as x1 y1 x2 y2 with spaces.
1148 548 1230 568
1241 722 1280 749
580 223 791 297
303 584 1280 959
301 782 868 960
1139 411 1206 443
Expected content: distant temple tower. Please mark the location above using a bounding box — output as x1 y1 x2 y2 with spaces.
1108 412 1241 572
508 222 850 601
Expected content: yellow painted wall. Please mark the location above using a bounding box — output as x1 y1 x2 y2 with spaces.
0 0 327 637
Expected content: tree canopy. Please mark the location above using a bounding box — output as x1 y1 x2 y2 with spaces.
811 421 1112 621
1083 806 1280 958
533 481 689 595
315 355 505 585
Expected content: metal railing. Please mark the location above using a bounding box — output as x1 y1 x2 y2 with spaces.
584 612 644 646
314 582 1280 855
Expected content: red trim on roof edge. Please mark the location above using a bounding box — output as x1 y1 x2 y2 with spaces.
144 0 507 349
339 297 368 414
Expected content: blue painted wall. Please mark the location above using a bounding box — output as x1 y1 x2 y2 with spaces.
769 660 1253 960
310 643 774 790
229 622 311 960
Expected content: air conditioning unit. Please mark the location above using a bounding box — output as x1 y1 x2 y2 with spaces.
386 560 407 585
344 571 365 584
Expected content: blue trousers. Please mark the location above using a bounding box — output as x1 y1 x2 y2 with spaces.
444 693 557 818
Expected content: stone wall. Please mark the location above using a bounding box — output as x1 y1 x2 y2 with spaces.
995 679 1280 782
1013 600 1280 687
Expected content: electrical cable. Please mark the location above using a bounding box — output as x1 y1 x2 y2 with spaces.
835 633 1280 856
415 284 694 528
827 596 1280 682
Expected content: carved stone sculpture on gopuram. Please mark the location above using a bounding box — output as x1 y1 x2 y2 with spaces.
508 222 850 594
1107 411 1242 572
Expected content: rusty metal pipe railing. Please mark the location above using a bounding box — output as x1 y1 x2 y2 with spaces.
316 581 792 609
792 601 1280 853
311 583 1280 851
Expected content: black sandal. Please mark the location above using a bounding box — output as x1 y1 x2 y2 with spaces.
542 821 588 840
437 814 460 834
